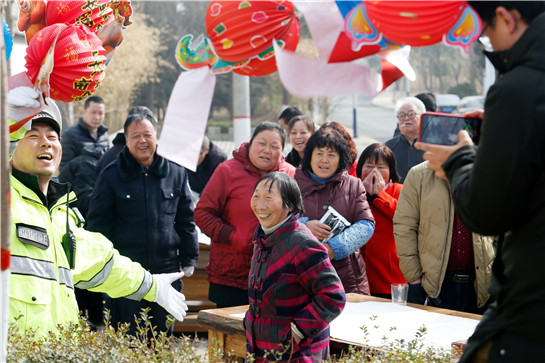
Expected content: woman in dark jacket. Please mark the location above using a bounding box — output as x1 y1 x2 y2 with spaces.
245 172 345 362
194 122 296 308
86 113 199 335
295 127 375 294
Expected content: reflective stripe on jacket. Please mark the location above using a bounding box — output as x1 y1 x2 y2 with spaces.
9 174 155 336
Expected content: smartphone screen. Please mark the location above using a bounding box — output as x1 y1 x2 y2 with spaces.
419 112 481 145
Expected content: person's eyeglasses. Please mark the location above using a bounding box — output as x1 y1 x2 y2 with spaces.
397 111 418 120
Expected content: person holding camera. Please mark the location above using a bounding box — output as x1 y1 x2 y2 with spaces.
416 2 545 361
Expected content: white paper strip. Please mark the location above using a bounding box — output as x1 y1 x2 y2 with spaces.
274 42 382 98
294 0 344 61
158 67 216 172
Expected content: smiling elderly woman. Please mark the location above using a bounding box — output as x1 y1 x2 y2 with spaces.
195 121 295 308
295 127 375 294
245 172 345 362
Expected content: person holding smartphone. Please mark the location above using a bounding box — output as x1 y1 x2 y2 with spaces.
416 2 545 362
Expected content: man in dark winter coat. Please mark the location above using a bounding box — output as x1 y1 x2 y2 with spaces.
417 2 545 362
60 96 109 171
185 136 227 198
86 113 199 335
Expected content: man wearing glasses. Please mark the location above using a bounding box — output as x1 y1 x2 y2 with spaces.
385 97 426 182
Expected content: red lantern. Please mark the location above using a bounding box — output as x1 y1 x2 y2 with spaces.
364 0 466 46
25 23 107 102
233 18 299 77
206 0 298 63
46 0 114 33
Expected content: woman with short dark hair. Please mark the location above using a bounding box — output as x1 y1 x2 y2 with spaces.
320 121 359 176
295 127 375 294
356 143 405 298
195 121 295 308
245 172 345 361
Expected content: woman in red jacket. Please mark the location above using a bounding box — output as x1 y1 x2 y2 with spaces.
194 122 296 308
356 143 406 298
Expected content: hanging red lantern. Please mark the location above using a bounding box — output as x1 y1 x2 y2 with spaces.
25 23 107 102
206 0 298 63
46 0 114 33
233 18 299 77
364 0 466 46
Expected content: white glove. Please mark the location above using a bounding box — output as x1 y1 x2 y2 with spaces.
153 272 188 322
182 265 195 277
8 87 42 127
7 87 41 108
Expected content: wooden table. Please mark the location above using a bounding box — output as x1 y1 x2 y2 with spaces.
197 293 481 360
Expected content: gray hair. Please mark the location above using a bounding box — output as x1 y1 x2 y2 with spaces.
394 97 426 116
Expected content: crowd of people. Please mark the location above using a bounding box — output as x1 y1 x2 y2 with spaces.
5 2 544 362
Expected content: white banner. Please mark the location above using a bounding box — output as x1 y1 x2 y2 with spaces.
158 67 216 172
274 42 383 98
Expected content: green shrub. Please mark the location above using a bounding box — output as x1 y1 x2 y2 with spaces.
7 309 206 363
7 311 455 362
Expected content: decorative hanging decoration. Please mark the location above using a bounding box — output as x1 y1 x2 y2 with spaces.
25 23 107 102
338 0 481 56
3 18 13 60
176 0 300 77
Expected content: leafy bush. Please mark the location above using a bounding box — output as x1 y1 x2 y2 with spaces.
7 309 205 363
7 311 455 362
330 324 453 362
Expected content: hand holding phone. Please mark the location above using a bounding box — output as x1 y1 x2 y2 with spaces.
419 112 482 146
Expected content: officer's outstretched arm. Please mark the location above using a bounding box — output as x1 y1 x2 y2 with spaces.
71 228 187 321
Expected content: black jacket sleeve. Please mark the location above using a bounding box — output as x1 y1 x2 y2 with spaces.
443 71 545 236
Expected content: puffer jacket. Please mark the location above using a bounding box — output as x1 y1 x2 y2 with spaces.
60 117 109 171
444 12 545 362
194 142 295 290
393 162 495 307
244 215 345 362
294 168 374 294
86 146 198 273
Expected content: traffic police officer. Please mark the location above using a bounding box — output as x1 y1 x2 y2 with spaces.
7 87 187 336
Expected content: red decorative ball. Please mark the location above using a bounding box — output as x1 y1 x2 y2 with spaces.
364 0 466 46
46 0 114 32
25 23 107 102
206 0 299 63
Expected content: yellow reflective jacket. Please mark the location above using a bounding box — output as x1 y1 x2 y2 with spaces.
9 170 157 336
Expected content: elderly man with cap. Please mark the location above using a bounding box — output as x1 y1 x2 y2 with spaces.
7 87 188 337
